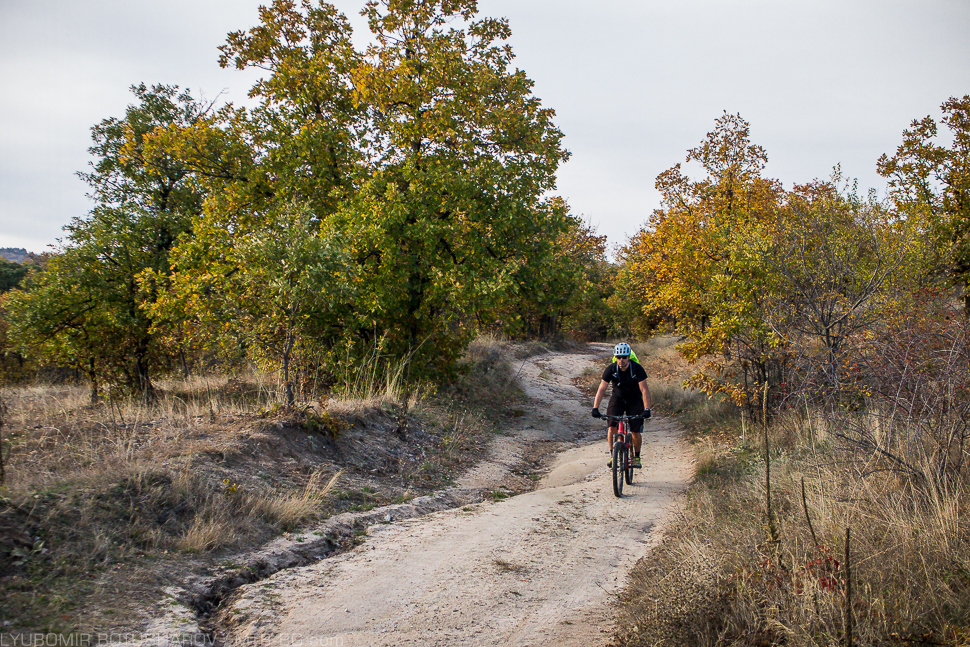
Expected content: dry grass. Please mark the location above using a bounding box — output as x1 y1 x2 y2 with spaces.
448 333 523 408
617 333 970 645
492 557 527 573
0 335 521 631
251 469 342 532
2 376 272 493
620 406 970 646
178 469 342 552
331 351 414 407
0 375 355 629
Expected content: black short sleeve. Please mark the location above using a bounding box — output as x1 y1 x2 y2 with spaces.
603 361 647 401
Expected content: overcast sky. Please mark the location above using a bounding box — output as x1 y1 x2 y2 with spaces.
1 0 968 255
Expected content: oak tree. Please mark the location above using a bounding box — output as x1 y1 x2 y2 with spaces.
619 113 784 411
340 0 569 374
147 0 570 390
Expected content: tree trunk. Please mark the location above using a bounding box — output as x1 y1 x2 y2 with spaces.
133 331 156 404
282 331 296 408
407 273 425 349
0 394 6 486
135 355 155 404
86 357 99 405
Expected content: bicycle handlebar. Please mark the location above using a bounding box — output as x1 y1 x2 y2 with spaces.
602 413 646 422
592 408 651 423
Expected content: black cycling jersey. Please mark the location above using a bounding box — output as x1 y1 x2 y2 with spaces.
602 360 647 402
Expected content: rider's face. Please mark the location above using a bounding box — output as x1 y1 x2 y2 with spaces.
617 356 630 368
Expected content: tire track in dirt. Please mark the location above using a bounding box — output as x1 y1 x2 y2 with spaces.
214 346 693 646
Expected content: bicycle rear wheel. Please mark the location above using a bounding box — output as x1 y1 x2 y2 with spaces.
612 442 626 497
625 446 634 485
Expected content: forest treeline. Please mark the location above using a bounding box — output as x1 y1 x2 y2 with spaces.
1 0 968 428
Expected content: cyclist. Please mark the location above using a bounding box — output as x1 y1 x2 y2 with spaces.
592 342 651 468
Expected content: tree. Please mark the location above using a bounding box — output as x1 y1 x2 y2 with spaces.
878 95 970 312
619 113 785 412
764 175 914 402
5 84 206 401
622 113 922 414
337 0 569 374
495 204 614 340
5 247 114 402
546 212 614 340
147 0 571 389
133 1 366 400
148 202 356 406
0 259 28 294
473 198 587 338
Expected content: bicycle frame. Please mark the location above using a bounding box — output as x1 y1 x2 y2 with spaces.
605 414 642 497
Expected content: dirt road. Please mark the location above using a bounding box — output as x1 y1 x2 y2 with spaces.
216 346 693 646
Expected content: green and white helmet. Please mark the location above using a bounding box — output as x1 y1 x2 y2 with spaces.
613 342 632 357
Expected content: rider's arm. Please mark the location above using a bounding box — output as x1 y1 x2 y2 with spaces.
593 380 610 410
639 379 651 410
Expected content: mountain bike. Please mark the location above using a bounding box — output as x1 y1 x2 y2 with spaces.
605 414 644 498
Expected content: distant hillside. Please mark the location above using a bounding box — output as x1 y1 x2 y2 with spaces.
0 248 31 263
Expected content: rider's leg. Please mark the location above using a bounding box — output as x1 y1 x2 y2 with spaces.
629 404 645 466
606 394 624 465
607 425 618 451
606 395 623 450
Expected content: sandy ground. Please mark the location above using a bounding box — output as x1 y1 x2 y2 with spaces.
215 346 694 647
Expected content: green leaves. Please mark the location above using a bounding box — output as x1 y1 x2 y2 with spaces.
5 1 577 401
6 85 206 400
346 1 565 361
136 0 571 390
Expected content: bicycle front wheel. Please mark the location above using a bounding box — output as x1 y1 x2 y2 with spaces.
612 442 626 497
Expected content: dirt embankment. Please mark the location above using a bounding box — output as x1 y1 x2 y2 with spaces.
200 346 694 646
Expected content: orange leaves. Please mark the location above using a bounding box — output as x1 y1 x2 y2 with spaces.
619 111 918 411
878 94 970 298
620 113 782 350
